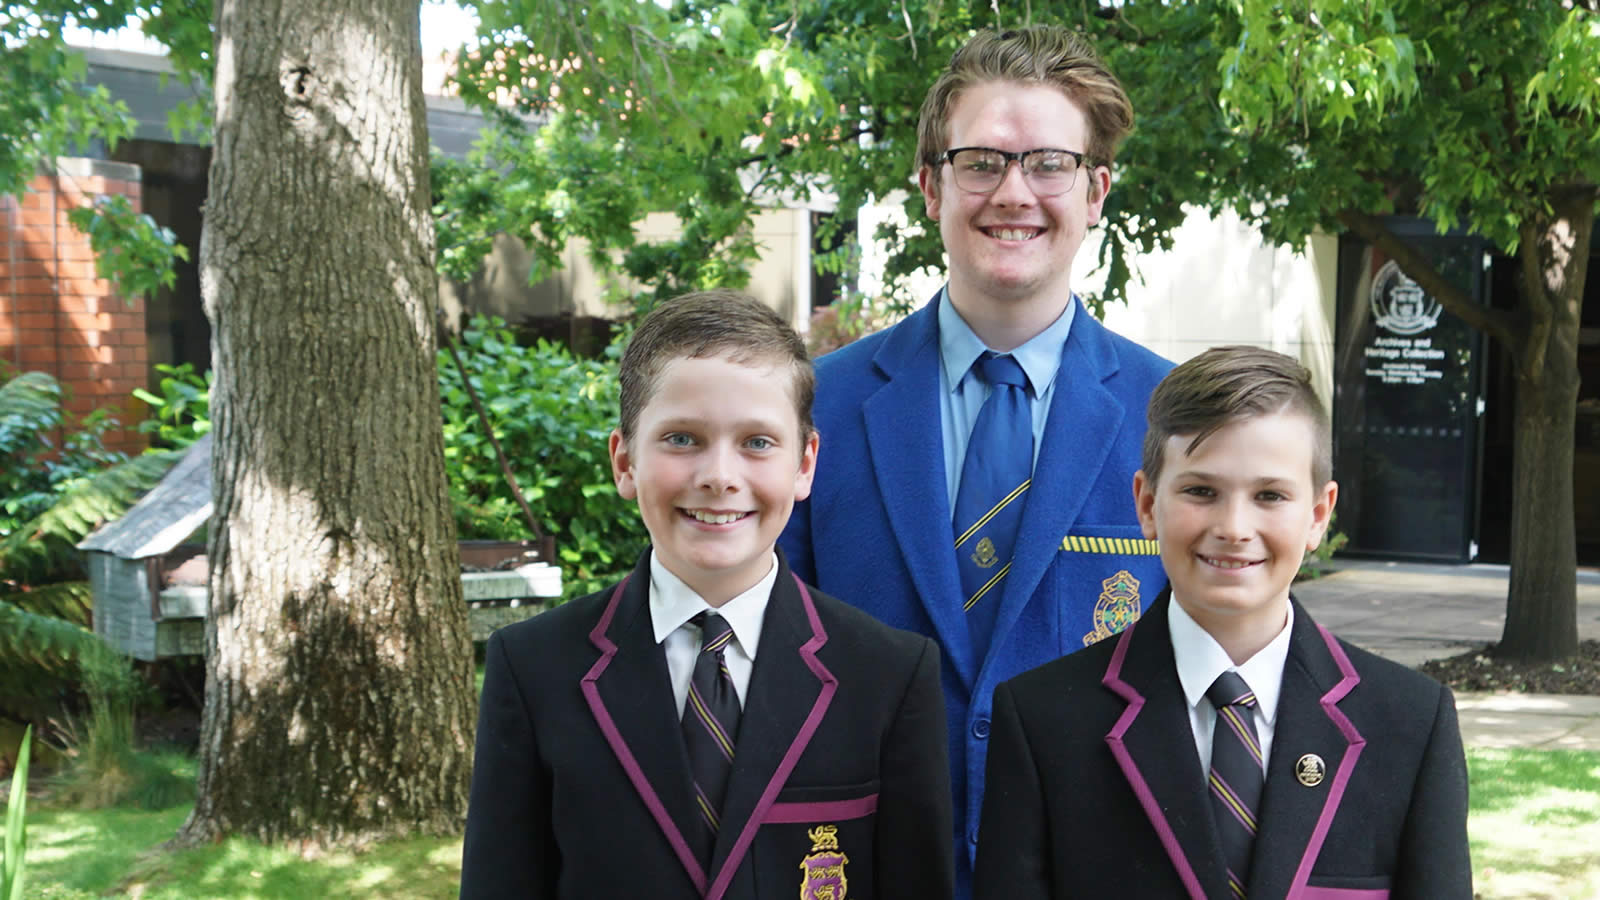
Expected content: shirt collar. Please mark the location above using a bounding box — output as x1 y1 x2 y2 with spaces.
937 285 1076 397
648 551 775 659
1168 595 1293 727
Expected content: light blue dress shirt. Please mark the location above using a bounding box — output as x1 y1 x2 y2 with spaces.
937 287 1076 510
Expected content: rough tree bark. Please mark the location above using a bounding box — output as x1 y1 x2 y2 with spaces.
175 0 476 847
1501 187 1592 662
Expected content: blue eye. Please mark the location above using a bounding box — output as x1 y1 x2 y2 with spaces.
664 433 694 447
746 436 773 451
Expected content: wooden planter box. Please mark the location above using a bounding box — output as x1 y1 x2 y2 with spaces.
88 538 561 661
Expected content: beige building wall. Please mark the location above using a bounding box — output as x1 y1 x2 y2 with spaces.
439 208 813 335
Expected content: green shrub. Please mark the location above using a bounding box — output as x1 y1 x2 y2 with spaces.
130 363 211 450
441 317 647 598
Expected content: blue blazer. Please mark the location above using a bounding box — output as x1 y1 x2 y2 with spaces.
779 292 1173 886
974 592 1471 899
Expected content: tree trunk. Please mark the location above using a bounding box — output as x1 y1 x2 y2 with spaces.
175 0 475 848
1498 186 1593 663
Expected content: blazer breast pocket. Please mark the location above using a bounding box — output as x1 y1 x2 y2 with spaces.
1056 524 1165 649
1302 873 1392 898
756 781 879 897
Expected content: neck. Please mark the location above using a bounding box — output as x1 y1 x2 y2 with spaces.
946 284 1072 352
1184 596 1290 667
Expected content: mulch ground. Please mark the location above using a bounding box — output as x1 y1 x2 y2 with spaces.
1419 639 1600 695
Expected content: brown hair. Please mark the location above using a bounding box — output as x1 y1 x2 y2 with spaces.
1141 346 1332 488
916 26 1134 188
618 290 816 446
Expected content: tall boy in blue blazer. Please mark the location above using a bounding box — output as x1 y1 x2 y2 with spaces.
974 346 1471 899
779 26 1172 890
462 291 954 899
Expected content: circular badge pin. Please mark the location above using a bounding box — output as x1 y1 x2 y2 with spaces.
1295 753 1326 787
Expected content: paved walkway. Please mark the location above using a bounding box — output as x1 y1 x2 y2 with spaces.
1293 560 1600 751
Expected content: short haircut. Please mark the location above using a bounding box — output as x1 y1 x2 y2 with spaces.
618 290 816 446
1141 346 1332 488
916 26 1134 184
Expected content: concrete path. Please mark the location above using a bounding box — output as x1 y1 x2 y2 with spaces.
1293 560 1600 751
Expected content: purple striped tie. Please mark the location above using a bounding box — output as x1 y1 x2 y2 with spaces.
1207 671 1263 899
682 612 742 867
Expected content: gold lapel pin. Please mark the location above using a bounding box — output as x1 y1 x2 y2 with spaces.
1295 753 1326 787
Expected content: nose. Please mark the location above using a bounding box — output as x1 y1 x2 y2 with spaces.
988 159 1037 205
697 443 738 494
1210 496 1254 544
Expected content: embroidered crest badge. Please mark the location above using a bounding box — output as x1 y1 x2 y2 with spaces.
1081 570 1142 646
799 824 849 900
971 536 1000 569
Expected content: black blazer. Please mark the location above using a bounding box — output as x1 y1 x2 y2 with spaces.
461 549 955 900
974 592 1470 900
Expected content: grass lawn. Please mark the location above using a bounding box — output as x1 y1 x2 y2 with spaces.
12 746 1599 897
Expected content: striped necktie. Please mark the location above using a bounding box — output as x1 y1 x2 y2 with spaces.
682 612 742 867
1208 670 1264 899
952 352 1033 658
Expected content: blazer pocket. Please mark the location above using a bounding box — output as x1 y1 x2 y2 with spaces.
1057 523 1160 558
765 780 880 824
1302 873 1392 898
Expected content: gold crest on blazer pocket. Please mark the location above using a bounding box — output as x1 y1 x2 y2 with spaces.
1058 524 1161 646
760 781 879 898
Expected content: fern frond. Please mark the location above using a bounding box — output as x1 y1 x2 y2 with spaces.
0 581 92 628
0 372 63 459
0 600 100 675
0 451 180 580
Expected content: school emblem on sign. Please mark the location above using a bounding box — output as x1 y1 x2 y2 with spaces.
799 825 849 900
1370 260 1442 336
971 536 1000 569
1082 570 1142 646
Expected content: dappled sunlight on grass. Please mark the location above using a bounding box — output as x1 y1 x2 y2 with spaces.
1468 748 1600 900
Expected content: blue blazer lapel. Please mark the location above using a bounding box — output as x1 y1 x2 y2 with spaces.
1100 593 1228 900
860 298 975 689
581 556 708 895
1249 599 1368 899
705 559 838 900
990 308 1129 666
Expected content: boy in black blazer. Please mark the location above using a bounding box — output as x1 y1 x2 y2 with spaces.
461 290 955 900
974 346 1471 899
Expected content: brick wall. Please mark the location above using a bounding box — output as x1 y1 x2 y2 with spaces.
0 158 149 457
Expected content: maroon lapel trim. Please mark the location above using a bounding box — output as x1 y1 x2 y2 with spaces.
705 574 838 900
580 575 708 895
1100 618 1209 900
1286 625 1367 897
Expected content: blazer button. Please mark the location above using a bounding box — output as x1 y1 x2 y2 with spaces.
972 717 991 739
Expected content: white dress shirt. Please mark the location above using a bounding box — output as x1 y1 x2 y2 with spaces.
649 552 776 715
1168 596 1294 776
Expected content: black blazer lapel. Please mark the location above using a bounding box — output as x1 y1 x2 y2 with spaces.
1100 592 1229 900
705 559 836 900
581 553 708 894
1249 600 1368 899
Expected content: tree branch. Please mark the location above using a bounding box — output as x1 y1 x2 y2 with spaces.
1500 71 1526 158
1336 208 1524 351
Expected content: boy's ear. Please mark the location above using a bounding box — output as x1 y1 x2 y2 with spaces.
608 429 638 500
918 165 941 220
1132 470 1159 541
1306 479 1339 552
793 429 821 502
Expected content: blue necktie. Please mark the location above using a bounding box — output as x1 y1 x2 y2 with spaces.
682 612 741 869
1208 670 1264 899
952 352 1033 658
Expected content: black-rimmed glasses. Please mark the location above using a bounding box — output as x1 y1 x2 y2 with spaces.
941 147 1093 196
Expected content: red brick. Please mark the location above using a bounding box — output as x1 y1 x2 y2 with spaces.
11 295 58 314
16 313 55 330
10 277 59 296
0 260 53 279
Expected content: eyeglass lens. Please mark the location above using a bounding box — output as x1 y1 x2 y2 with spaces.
948 149 1081 196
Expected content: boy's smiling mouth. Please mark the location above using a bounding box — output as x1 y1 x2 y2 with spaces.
1199 555 1262 570
682 509 751 525
982 226 1044 241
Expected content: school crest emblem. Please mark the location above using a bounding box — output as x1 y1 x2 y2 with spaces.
1370 259 1442 336
799 824 849 900
971 536 1000 569
1082 570 1142 646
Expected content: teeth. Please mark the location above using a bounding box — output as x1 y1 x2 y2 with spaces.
1204 557 1255 569
991 228 1038 241
687 510 745 525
